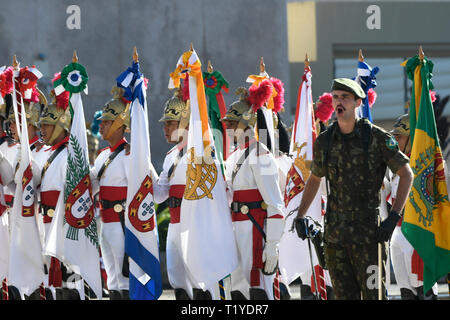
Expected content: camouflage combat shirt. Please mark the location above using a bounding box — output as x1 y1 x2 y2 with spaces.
311 118 409 223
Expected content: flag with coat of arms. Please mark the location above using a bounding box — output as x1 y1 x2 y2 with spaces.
168 48 238 290
278 62 326 297
8 63 45 296
45 53 102 299
118 49 162 300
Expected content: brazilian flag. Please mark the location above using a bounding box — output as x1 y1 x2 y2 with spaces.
401 54 450 293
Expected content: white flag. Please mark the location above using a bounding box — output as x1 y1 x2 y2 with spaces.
169 49 238 290
8 74 45 295
279 66 322 284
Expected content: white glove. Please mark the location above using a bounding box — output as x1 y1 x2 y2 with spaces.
262 217 285 274
262 241 278 274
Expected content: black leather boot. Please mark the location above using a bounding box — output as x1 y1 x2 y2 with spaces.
230 290 247 300
279 282 291 300
62 288 80 300
192 288 212 300
249 288 268 300
120 290 130 300
325 286 335 300
108 290 122 300
300 284 317 300
174 288 191 300
7 286 21 300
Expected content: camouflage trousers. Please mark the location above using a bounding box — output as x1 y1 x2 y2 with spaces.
324 218 388 300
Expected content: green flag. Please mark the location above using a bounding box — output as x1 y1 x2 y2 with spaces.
401 54 450 293
203 70 229 169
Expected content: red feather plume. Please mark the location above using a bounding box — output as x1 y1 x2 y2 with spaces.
270 77 285 113
315 92 334 122
0 67 14 97
367 88 377 108
429 90 437 103
247 79 273 112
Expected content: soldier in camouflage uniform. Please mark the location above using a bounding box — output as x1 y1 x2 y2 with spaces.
293 78 413 299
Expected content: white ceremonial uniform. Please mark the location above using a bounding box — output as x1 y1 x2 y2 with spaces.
156 140 218 299
91 138 130 293
0 133 17 285
155 141 196 298
40 136 85 299
28 137 51 254
7 136 48 298
225 138 285 300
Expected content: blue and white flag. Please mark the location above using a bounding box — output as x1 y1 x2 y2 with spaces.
354 60 379 123
119 61 162 300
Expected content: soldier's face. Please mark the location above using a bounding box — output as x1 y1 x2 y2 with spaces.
40 123 55 145
99 120 113 139
223 120 239 141
331 90 361 120
163 120 180 144
394 134 409 153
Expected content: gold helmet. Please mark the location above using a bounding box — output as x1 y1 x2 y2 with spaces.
6 87 47 128
100 86 130 140
159 87 190 142
391 113 409 136
391 113 411 155
222 87 256 131
39 89 72 145
159 88 188 122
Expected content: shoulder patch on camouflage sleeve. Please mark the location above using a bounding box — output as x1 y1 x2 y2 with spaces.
386 136 398 150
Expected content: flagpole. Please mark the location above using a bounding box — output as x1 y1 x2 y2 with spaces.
12 55 22 143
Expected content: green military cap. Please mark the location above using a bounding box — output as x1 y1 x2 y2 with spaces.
331 78 366 99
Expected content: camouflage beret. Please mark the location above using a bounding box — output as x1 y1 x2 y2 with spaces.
331 78 366 99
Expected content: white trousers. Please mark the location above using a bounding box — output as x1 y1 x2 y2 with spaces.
390 226 437 295
100 221 128 291
232 220 275 299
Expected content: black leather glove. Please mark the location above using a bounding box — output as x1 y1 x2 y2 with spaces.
376 210 401 243
293 217 308 240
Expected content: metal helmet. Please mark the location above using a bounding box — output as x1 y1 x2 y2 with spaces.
391 113 409 136
221 87 256 130
100 86 130 140
39 90 72 145
159 88 190 142
6 87 47 128
159 88 188 122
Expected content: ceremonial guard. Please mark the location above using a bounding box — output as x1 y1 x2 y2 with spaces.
0 66 20 300
294 78 413 299
91 86 131 300
385 114 438 299
222 85 285 300
5 75 49 300
155 85 198 299
156 84 217 300
38 74 81 300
